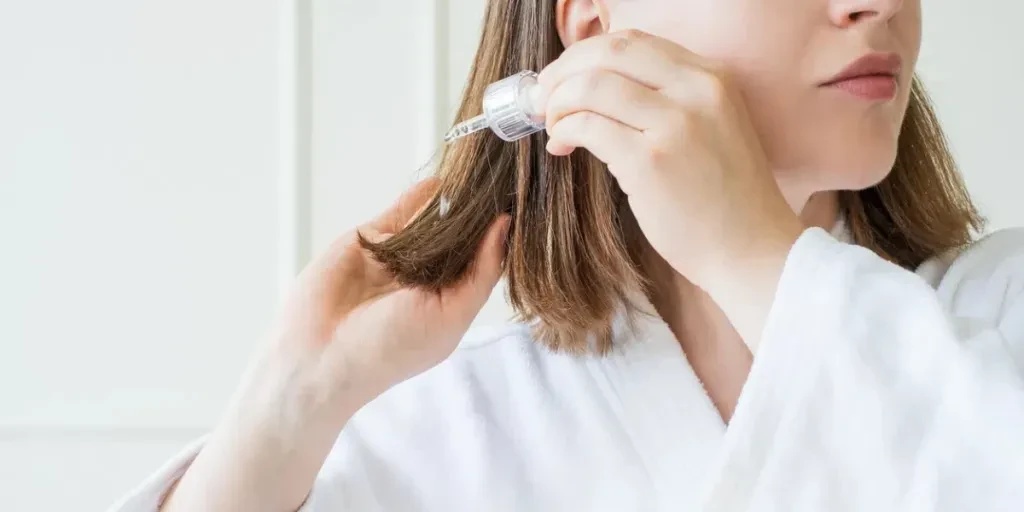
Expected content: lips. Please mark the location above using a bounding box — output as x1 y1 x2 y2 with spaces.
820 52 902 100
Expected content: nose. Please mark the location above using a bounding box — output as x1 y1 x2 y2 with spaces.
828 0 904 28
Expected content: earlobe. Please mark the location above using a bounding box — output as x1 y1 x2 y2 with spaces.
555 0 610 47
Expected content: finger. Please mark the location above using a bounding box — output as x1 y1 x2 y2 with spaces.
306 177 438 292
546 111 647 194
364 177 441 234
546 110 642 164
440 215 511 324
537 30 712 94
543 69 674 132
348 228 399 289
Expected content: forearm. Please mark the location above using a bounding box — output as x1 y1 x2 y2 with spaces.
160 353 370 512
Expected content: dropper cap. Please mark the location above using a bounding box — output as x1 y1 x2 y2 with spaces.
444 70 545 143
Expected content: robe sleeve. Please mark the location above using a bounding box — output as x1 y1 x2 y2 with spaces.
704 227 1024 512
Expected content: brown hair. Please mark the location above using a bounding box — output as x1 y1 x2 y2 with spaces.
363 0 984 354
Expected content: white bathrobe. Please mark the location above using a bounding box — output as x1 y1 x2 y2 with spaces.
111 226 1024 511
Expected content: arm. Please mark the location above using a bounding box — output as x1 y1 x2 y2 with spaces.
106 340 362 512
702 227 1024 511
156 350 368 512
108 179 510 512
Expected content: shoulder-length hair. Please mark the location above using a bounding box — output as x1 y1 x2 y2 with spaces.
363 0 983 354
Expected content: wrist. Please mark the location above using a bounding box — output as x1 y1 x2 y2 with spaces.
165 353 368 512
232 346 377 436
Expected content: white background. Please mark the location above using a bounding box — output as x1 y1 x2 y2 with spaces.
1 1 1021 510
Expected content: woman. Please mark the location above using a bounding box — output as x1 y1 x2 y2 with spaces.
115 0 1024 510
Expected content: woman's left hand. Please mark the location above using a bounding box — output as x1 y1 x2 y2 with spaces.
537 29 806 348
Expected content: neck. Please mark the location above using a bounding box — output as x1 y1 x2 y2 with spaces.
646 190 839 311
642 190 839 420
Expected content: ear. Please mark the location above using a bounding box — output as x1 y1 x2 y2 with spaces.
555 0 610 47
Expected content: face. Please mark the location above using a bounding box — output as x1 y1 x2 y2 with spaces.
600 0 922 205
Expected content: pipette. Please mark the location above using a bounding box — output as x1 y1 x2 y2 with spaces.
443 70 546 143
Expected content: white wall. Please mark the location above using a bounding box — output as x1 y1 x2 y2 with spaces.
918 6 1024 232
1 1 1021 510
0 1 281 509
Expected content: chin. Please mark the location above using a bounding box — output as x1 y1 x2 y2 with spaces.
773 149 898 201
830 159 895 191
808 138 901 192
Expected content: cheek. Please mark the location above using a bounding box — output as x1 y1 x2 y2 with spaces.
897 0 923 65
609 0 914 190
608 0 761 57
730 60 912 191
749 85 910 191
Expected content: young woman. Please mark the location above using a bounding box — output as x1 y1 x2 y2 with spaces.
115 0 1024 510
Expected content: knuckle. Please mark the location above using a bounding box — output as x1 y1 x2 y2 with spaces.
607 30 645 56
557 111 591 137
547 77 585 123
643 135 675 166
670 109 697 134
606 29 647 54
698 71 730 105
644 147 673 170
675 112 703 143
621 29 647 41
577 71 604 98
551 72 600 105
603 30 649 66
644 113 696 162
607 36 631 57
574 111 599 131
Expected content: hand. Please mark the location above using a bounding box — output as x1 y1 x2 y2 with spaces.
536 29 806 346
270 177 511 410
160 179 509 512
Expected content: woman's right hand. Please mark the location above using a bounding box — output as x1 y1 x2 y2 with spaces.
160 178 509 512
268 177 511 410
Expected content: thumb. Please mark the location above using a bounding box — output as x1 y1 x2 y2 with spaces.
441 215 511 319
